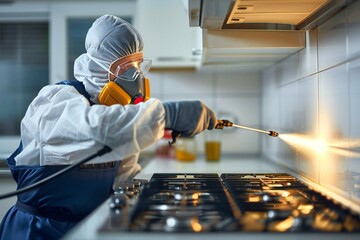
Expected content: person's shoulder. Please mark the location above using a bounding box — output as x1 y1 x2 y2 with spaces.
34 83 80 103
41 83 79 94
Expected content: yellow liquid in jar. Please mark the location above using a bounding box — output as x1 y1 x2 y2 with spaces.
176 149 196 161
205 141 221 161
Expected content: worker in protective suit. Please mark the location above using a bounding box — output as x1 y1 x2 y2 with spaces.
0 15 217 240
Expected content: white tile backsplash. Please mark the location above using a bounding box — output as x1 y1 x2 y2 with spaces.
162 71 213 95
149 68 262 156
216 96 260 154
318 64 348 142
261 0 360 205
280 82 299 133
318 64 349 196
299 29 318 78
347 0 360 60
214 71 261 95
279 82 300 170
318 9 347 71
262 64 283 160
279 53 299 85
298 75 318 134
298 75 319 182
349 58 360 202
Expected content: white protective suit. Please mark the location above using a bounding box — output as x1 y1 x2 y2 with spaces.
15 15 166 183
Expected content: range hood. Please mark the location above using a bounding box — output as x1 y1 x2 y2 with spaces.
189 0 352 30
186 0 353 71
201 29 305 71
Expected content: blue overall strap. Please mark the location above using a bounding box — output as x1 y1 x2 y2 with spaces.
56 80 95 106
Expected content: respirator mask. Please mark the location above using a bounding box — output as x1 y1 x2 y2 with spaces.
98 52 152 106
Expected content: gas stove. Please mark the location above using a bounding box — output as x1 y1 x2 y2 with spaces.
100 173 360 234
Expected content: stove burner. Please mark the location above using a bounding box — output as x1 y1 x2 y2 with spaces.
131 210 236 232
150 192 216 204
166 181 204 190
101 173 360 234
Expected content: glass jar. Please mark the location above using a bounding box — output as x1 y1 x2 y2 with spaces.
204 130 222 161
175 137 196 162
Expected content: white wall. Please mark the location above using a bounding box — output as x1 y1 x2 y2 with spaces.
147 69 262 155
261 0 360 204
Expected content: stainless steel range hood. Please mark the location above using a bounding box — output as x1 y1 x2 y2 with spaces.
189 0 352 30
201 29 305 71
186 0 353 71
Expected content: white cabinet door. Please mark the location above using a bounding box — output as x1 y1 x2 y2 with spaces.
136 0 201 68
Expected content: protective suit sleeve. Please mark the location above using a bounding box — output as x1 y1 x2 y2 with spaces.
15 85 165 165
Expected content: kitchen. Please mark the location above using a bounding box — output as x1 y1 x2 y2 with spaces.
0 0 359 239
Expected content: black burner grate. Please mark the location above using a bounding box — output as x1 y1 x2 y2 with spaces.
101 173 360 233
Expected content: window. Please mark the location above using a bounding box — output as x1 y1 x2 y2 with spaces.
67 18 95 80
0 22 49 135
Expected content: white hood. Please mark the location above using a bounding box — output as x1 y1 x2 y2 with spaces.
74 14 143 103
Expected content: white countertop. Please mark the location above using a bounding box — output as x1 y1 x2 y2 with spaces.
63 155 360 240
136 154 284 180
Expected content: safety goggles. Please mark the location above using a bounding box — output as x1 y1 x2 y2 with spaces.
108 52 152 82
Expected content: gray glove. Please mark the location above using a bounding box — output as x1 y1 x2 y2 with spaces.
162 100 217 137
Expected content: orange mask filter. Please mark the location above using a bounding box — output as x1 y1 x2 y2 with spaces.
98 52 151 106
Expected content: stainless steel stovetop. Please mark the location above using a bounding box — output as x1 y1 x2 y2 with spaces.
99 173 360 234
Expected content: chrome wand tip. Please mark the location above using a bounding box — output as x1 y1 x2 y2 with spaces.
268 131 279 137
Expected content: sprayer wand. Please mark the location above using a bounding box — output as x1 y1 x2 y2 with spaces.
169 119 279 147
215 119 279 137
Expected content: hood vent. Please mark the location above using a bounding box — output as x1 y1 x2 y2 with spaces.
226 0 327 26
190 0 353 30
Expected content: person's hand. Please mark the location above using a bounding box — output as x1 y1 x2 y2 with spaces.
162 100 217 137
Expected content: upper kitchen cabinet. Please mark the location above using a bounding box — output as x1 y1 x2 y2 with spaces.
135 0 201 69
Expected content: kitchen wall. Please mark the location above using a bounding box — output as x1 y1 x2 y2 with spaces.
261 0 360 205
145 69 262 155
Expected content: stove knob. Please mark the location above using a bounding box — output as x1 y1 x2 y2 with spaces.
131 180 144 188
124 183 136 192
125 190 136 198
120 184 137 198
129 179 148 190
125 183 135 188
132 178 148 185
130 182 142 191
113 187 125 195
109 191 127 210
